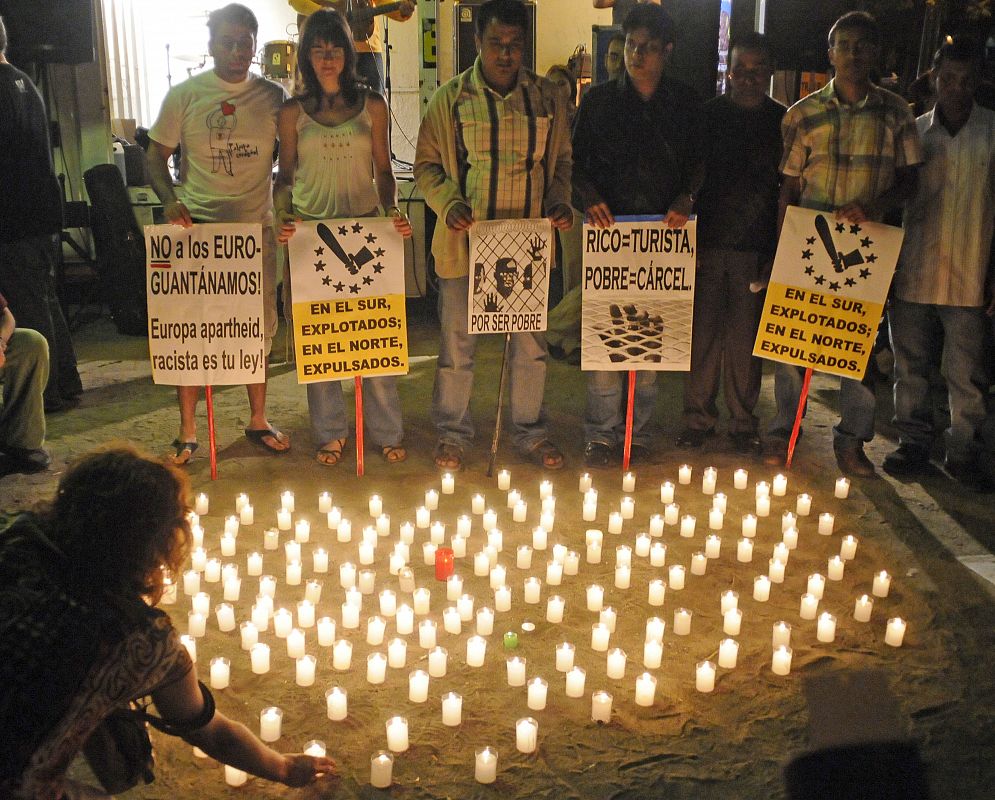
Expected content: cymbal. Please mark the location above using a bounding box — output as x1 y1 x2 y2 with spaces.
172 53 209 63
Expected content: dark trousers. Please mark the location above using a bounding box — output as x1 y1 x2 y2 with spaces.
0 234 82 407
682 248 763 434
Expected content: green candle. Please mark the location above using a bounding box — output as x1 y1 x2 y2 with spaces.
503 631 519 650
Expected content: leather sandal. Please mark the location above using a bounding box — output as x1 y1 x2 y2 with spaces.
524 439 565 470
381 445 407 463
434 442 464 470
316 438 347 466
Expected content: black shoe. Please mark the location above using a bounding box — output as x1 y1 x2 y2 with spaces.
676 428 712 448
628 442 653 465
730 431 762 455
762 437 789 466
944 459 995 492
1 447 51 473
882 444 929 476
584 441 613 467
834 442 876 478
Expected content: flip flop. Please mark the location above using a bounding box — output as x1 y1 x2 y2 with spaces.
434 442 463 471
316 438 346 466
244 427 290 454
523 439 564 470
381 445 407 463
169 439 198 466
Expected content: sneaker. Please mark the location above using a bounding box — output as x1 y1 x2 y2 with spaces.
676 428 712 448
730 431 762 455
762 437 789 466
882 444 929 476
834 442 876 478
944 459 995 493
584 441 614 468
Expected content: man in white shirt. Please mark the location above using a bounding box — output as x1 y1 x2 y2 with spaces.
148 3 289 463
884 36 995 490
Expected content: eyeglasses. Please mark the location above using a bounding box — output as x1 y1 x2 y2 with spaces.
624 39 665 57
217 36 254 53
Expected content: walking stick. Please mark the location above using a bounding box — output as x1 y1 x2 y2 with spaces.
355 376 365 477
785 367 812 468
622 369 636 471
205 385 218 480
487 333 512 478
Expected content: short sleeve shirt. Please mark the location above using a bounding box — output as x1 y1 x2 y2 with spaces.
780 79 923 216
149 70 286 224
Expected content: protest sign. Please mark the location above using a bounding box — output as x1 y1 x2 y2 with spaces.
145 223 264 386
581 216 697 371
287 218 407 384
753 206 904 379
468 219 552 334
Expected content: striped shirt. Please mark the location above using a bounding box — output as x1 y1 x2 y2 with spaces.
895 103 995 307
781 79 922 216
456 60 552 222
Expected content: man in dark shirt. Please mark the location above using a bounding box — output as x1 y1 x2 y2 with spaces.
0 15 81 412
678 33 784 453
572 3 701 465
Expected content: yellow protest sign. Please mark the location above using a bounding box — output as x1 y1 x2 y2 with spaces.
754 206 903 379
287 219 407 383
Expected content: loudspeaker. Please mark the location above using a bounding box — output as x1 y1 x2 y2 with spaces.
453 1 536 74
0 0 95 65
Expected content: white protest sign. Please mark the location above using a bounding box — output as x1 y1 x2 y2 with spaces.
581 217 697 370
468 219 552 334
287 218 408 383
145 223 264 386
753 206 904 379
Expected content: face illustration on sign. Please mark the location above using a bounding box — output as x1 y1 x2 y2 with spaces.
494 257 519 299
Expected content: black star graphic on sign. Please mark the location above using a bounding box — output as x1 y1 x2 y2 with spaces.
805 266 815 275
365 233 377 243
337 225 348 236
374 247 385 257
322 276 331 286
334 281 345 292
314 246 325 256
801 249 813 260
835 222 846 233
349 283 360 293
845 277 856 286
373 262 384 274
314 260 326 272
351 222 363 233
829 281 840 291
806 236 816 245
815 275 826 285
859 268 871 279
866 254 878 263
860 236 873 248
363 276 373 285
849 223 862 235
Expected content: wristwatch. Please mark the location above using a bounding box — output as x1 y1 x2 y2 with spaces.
386 205 403 219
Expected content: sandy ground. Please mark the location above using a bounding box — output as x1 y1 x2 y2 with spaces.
3 306 994 799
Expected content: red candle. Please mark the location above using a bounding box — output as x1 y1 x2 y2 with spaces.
435 547 454 581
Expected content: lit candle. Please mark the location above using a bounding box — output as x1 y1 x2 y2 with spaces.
718 638 739 669
614 564 631 589
442 691 462 725
506 489 521 510
483 508 498 531
209 656 230 689
376 513 391 537
773 542 790 564
220 533 237 558
709 509 724 531
772 620 792 648
366 615 386 646
755 480 770 499
240 621 258 651
555 641 576 672
516 544 534 570
472 493 486 515
441 472 455 494
385 716 409 753
466 635 486 667
444 606 462 634
532 525 548 551
669 564 686 590
730 468 747 491
834 476 851 499
587 584 604 611
840 535 859 561
370 751 393 788
285 560 302 586
635 672 657 706
678 464 692 484
582 500 597 522
259 706 282 742
796 493 812 515
263 528 279 551
546 594 565 623
341 602 359 630
620 496 635 520
754 575 771 602
399 522 414 544
527 677 548 710
195 493 209 515
564 666 587 698
756 495 771 517
647 517 663 540
332 639 353 670
451 534 467 559
337 518 353 543
600 606 617 632
428 646 448 677
524 577 542 604
690 552 707 576
650 541 667 567
225 765 247 787
579 472 593 492
680 514 696 538
771 645 793 675
742 514 758 538
592 690 613 722
606 647 627 680
546 560 563 586
872 570 892 598
474 550 490 577
284 540 301 564
326 686 347 720
696 660 716 692
885 617 906 647
475 606 495 636
506 655 527 686
647 579 666 606
425 488 439 511
737 537 754 563
591 622 611 652
807 573 826 600
494 585 511 612
250 603 268 633
326 507 342 530
294 519 310 543
276 508 292 531
702 467 717 495
497 469 511 490
475 747 498 784
607 511 623 535
772 473 787 496
674 607 692 636
799 593 819 619
586 539 602 564
489 564 507 591
213 603 235 633
423 542 437 565
782 526 799 550
456 514 472 538
367 652 387 684
643 638 663 669
192 591 211 616
416 506 430 529
827 555 845 581
317 616 335 647
418 619 437 649
539 479 553 499
513 500 528 522
769 557 786 583
187 611 206 638
854 594 873 622
723 608 743 636
664 503 680 526
431 521 446 545
705 534 722 558
190 549 207 572
818 512 835 536
816 612 837 643
296 654 316 686
515 717 539 754
646 616 665 643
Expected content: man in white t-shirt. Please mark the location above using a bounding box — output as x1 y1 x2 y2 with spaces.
148 3 290 463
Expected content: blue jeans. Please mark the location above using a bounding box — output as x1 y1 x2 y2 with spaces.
767 363 876 447
888 299 988 462
585 370 657 448
432 276 549 451
307 376 403 448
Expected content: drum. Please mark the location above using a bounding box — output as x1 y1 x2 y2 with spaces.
262 40 296 81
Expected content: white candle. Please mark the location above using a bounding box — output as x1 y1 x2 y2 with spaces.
367 652 387 684
755 480 770 499
840 535 859 561
756 495 771 517
635 672 657 706
471 493 486 514
424 488 439 511
496 468 511 490
754 575 771 602
428 646 448 677
668 564 686 591
187 611 206 638
442 691 462 725
213 603 235 633
678 464 692 484
332 639 353 670
827 555 845 581
524 577 542 604
718 638 739 669
586 584 604 611
800 593 819 619
298 600 316 629
606 647 627 680
506 489 521 510
296 654 316 686
446 574 463 601
264 528 279 550
527 677 548 710
192 591 211 616
582 501 597 522
709 508 724 531
650 541 667 567
780 511 796 533
719 590 739 615
796 493 812 515
370 751 393 788
494 585 511 612
338 519 354 544
466 635 486 667
646 616 666 643
664 503 680 526
586 541 602 564
513 500 528 522
872 570 892 598
416 506 430 529
515 544 533 570
294 519 310 543
317 616 335 647
620 496 635 520
772 621 792 648
225 765 247 787
440 471 455 494
341 603 359 630
807 573 826 600
240 621 258 651
451 534 467 559
771 645 793 675
772 473 788 496
723 608 743 636
834 476 851 499
769 558 786 583
430 520 446 544
782 526 799 550
531 525 548 551
737 538 755 563
579 472 593 492
816 612 837 643
338 562 356 590
259 706 281 741
220 533 237 558
674 607 692 636
443 606 462 634
742 514 758 538
818 512 835 535
854 594 873 622
245 551 263 578
705 534 722 558
592 690 613 722
483 508 498 531
209 656 230 689
194 493 209 515
507 655 527 686
419 619 437 649
607 511 623 535
399 521 414 544
647 579 666 606
565 666 587 698
456 514 471 538
696 660 716 692
250 603 268 633
701 467 717 495
546 560 563 586
191 547 207 572
731 468 747 490
385 716 408 753
555 641 576 672
286 560 302 586
423 542 437 565
272 607 291 639
476 606 495 636
643 638 663 669
546 594 565 623
885 617 906 647
376 514 391 538
690 552 707 576
366 615 386 646
326 686 347 720
516 716 539 754
475 747 498 784
600 606 617 632
591 623 611 652
276 508 292 531
680 514 696 538
284 540 301 564
614 564 631 589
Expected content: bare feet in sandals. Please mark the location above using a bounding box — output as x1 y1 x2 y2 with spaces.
523 439 564 470
382 445 407 463
316 438 346 466
434 442 464 470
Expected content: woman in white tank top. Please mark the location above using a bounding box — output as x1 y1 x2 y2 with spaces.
275 8 412 466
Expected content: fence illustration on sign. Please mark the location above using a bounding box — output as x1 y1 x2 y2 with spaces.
468 219 551 334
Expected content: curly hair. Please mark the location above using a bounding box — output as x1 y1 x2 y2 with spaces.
297 8 363 106
45 443 192 605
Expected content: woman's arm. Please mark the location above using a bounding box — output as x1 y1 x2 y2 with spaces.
274 100 302 243
369 93 412 237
